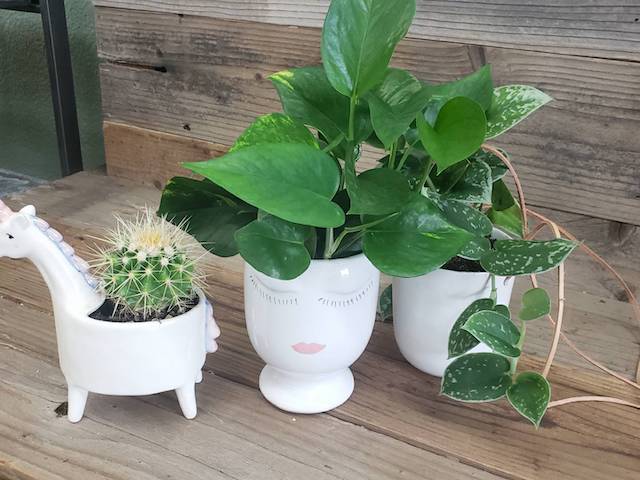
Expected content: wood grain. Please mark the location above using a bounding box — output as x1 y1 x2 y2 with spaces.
100 118 640 303
93 0 640 61
104 122 226 188
2 172 640 479
94 8 640 225
1 314 494 480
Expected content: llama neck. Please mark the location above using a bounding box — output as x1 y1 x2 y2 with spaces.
28 225 104 314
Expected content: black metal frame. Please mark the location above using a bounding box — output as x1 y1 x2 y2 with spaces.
1 0 83 176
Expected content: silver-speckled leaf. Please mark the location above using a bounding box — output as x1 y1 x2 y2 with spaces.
441 159 492 204
448 298 495 358
459 236 491 260
441 352 512 402
378 284 393 322
435 197 493 237
481 239 578 276
463 310 521 358
486 85 552 139
507 371 551 427
470 149 509 182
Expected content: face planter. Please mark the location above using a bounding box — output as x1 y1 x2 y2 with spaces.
244 253 380 414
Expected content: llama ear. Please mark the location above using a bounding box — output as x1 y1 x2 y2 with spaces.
20 205 36 216
13 215 30 230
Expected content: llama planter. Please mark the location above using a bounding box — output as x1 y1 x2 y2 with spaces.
0 201 221 422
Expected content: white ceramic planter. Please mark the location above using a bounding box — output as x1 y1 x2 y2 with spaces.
0 203 220 422
57 289 220 422
392 231 515 377
244 253 380 414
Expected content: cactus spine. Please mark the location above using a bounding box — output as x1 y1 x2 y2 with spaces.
94 209 202 319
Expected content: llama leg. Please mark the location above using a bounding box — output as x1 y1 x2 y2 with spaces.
175 383 197 419
67 385 88 423
196 370 203 383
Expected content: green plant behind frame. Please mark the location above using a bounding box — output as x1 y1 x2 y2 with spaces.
158 0 579 424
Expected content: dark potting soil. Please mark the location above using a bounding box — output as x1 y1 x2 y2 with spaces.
442 256 485 273
89 295 199 323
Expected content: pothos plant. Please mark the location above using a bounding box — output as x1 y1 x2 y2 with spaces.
158 0 578 422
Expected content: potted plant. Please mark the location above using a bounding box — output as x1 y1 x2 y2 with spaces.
0 203 220 422
158 0 576 413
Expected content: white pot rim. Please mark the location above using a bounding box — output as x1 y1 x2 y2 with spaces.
308 252 366 267
81 288 205 331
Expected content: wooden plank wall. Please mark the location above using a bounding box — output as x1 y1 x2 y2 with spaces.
93 1 640 298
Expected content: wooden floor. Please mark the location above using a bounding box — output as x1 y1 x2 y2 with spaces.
1 172 639 480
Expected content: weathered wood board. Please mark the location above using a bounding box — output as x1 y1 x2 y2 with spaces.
94 0 640 61
1 172 640 479
101 120 640 303
95 7 640 225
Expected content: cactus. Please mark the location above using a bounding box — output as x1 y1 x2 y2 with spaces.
93 209 203 319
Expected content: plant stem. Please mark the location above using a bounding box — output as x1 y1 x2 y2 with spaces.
326 213 398 258
389 140 398 170
510 322 527 375
348 96 357 141
396 145 413 171
323 227 334 259
415 159 436 192
322 133 345 153
490 274 497 303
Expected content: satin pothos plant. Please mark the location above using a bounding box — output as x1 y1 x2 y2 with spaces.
159 0 577 423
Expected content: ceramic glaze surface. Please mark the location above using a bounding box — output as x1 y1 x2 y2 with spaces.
393 269 514 378
244 253 380 414
0 201 221 422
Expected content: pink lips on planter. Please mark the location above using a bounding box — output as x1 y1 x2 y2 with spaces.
292 342 326 354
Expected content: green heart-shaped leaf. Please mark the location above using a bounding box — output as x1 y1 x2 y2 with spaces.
347 168 415 215
184 143 344 228
442 352 512 402
440 159 492 204
507 371 551 427
363 196 474 277
367 68 432 148
321 0 416 97
430 160 468 194
416 97 487 173
270 67 372 145
494 304 511 318
423 65 494 111
481 239 578 276
486 85 552 139
448 298 494 358
158 177 257 257
230 113 318 152
519 288 551 321
487 204 523 239
235 216 312 280
491 179 517 211
471 148 509 182
463 310 521 358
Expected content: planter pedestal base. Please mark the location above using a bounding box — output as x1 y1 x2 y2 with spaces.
259 365 354 414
